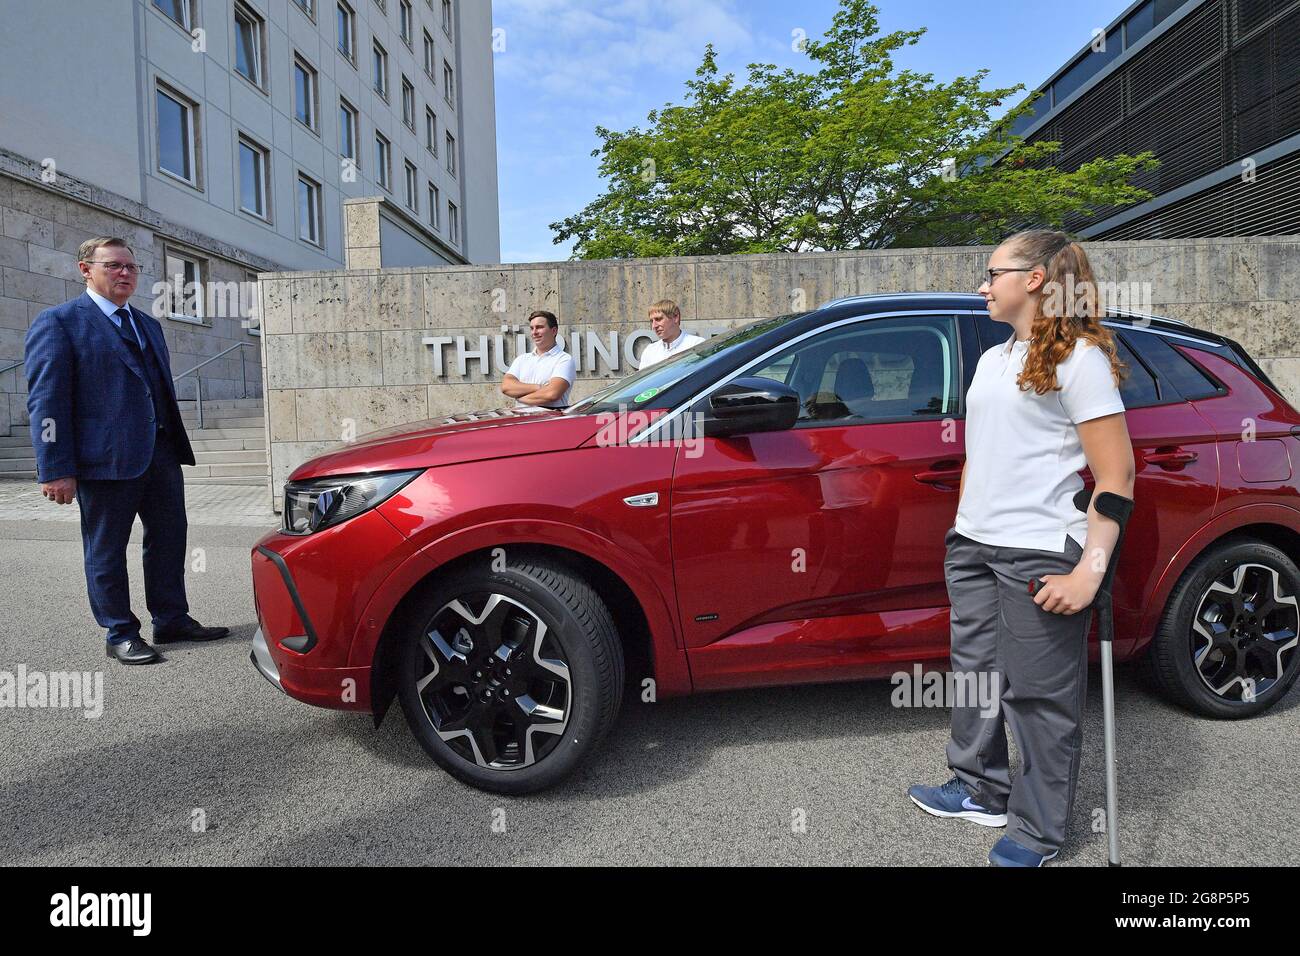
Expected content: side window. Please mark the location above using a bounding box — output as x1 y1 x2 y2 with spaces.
746 315 960 426
1123 330 1221 401
1113 336 1159 408
973 312 1009 353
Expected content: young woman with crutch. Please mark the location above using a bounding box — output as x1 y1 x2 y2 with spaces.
908 229 1136 866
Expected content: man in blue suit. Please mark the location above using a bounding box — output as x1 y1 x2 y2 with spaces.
25 236 229 664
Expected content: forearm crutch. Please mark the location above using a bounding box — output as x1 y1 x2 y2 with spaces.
1028 487 1134 866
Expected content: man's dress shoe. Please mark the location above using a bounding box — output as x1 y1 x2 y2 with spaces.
153 621 231 644
107 636 162 664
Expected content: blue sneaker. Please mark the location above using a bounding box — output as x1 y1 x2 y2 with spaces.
988 836 1058 867
908 776 1007 827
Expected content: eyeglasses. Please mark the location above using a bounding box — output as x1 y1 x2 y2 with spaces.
985 267 1031 283
87 261 141 275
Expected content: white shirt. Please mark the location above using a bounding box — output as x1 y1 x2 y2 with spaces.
506 342 576 408
954 333 1126 552
639 329 704 369
86 288 146 349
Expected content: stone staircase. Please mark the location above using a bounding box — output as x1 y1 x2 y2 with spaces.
0 397 268 487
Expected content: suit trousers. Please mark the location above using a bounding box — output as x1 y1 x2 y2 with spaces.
77 433 191 643
942 524 1093 856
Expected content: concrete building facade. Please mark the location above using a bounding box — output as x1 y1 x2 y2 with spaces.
0 0 500 442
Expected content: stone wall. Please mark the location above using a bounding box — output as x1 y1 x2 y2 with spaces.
0 165 268 436
259 236 1300 505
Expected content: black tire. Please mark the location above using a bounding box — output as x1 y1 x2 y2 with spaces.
1148 537 1300 718
397 556 624 794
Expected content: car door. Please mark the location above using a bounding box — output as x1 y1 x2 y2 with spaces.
669 312 969 690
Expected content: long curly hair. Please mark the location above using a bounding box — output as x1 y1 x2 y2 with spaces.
1003 229 1128 396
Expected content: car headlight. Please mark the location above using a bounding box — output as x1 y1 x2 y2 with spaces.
282 470 422 535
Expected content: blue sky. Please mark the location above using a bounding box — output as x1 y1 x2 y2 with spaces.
491 0 1135 263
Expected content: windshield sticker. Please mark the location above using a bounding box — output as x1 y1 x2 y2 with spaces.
634 387 661 403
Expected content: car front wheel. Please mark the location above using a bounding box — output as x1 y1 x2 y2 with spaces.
397 556 624 793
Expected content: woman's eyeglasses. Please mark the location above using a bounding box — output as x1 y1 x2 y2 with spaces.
985 267 1031 283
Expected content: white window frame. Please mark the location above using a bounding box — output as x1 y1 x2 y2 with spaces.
428 181 439 230
401 75 415 130
404 160 419 213
373 39 389 99
448 200 459 244
445 131 455 176
339 97 359 165
293 54 320 132
375 133 391 190
291 0 316 20
233 1 267 91
442 0 452 38
155 83 199 187
443 59 454 107
296 172 324 247
237 134 272 221
152 0 196 33
336 0 356 63
399 0 413 47
163 248 206 324
425 107 437 155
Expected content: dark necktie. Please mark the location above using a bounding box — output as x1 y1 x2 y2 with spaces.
113 307 145 351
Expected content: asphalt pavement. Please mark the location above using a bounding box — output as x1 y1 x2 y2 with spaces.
2 479 1298 866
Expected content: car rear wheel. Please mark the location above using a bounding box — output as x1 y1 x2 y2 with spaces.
1149 538 1300 718
397 557 624 793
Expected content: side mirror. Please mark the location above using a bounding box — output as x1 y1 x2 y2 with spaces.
703 377 800 438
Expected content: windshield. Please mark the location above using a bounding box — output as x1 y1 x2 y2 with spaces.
566 313 805 416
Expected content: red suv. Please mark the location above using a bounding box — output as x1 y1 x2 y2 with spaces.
250 293 1300 793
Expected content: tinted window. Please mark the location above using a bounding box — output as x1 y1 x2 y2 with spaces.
1114 336 1159 407
973 312 1009 353
747 315 959 426
1123 330 1220 401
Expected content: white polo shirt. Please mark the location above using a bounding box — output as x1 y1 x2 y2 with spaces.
639 329 705 369
954 333 1126 552
506 342 576 408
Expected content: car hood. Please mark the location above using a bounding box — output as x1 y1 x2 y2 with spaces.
287 407 605 481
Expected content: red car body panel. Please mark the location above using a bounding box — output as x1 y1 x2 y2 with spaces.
250 310 1300 719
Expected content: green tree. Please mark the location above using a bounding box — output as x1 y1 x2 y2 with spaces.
550 0 1159 259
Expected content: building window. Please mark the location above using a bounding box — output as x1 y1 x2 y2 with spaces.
423 29 435 76
297 173 323 246
445 131 455 176
427 181 439 229
163 249 204 323
374 133 391 190
238 135 271 219
152 0 195 31
244 270 262 336
372 39 388 99
448 201 459 244
293 55 319 131
425 107 437 154
373 0 386 12
443 59 455 106
156 84 198 185
401 76 415 129
399 0 413 46
404 160 419 212
291 0 315 19
442 0 452 37
233 2 266 90
339 98 359 166
336 1 356 61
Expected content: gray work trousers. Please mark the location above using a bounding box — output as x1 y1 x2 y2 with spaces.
942 524 1093 856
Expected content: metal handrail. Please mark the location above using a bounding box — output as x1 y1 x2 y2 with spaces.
0 358 23 375
173 341 258 430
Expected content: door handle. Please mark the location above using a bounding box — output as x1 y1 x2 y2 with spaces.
1143 447 1198 469
915 468 964 486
